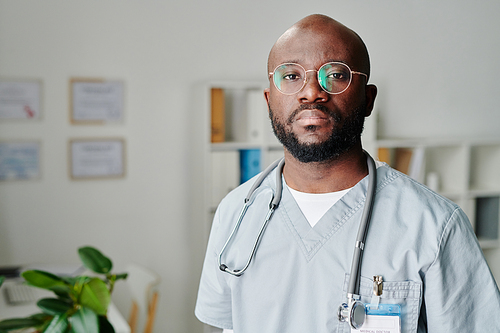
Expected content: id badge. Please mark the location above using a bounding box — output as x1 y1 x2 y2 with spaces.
351 304 401 333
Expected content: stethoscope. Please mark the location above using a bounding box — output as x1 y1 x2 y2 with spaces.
218 151 377 330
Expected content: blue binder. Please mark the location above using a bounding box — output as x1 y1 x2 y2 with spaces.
239 149 261 184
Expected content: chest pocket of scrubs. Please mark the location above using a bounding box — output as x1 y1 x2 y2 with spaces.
338 274 422 333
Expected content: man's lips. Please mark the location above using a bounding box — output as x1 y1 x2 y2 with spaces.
293 110 330 125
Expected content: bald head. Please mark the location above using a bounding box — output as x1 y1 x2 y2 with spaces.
268 14 371 79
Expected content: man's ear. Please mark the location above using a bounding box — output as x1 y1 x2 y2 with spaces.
264 88 270 105
364 84 377 117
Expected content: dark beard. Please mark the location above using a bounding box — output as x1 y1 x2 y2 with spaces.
269 103 366 163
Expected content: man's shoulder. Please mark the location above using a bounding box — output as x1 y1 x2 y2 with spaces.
377 163 460 212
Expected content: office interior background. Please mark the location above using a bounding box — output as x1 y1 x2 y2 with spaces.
1 1 500 332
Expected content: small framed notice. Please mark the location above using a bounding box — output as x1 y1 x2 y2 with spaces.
0 80 41 120
70 78 124 124
0 141 41 181
70 138 125 179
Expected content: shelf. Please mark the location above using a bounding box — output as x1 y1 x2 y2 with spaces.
211 142 265 151
479 239 500 249
210 85 269 145
469 144 500 191
204 82 282 231
373 137 500 248
424 145 467 194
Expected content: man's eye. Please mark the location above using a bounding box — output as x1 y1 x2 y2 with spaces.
328 72 348 80
283 73 301 81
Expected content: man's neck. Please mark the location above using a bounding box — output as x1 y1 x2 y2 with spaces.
282 146 368 194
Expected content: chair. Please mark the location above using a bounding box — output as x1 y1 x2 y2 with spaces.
126 263 161 333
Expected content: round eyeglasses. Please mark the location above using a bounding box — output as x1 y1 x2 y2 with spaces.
269 62 368 95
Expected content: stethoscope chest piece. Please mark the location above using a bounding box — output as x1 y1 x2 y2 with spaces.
338 301 366 329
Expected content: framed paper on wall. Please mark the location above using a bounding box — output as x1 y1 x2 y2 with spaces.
0 141 41 181
69 138 126 180
0 79 42 120
70 78 124 124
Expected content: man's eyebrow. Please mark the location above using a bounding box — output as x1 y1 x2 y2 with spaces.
272 60 302 66
273 59 349 67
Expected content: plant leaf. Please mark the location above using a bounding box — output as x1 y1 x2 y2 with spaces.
79 278 110 315
42 314 69 333
0 317 44 330
98 316 116 333
37 298 73 315
114 273 128 281
78 247 113 274
29 313 53 331
69 307 98 333
29 313 52 321
22 270 67 290
0 276 5 287
51 285 74 301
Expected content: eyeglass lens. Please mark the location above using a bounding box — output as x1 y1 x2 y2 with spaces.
272 62 352 95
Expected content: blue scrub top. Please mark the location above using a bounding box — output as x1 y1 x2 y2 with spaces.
195 164 500 332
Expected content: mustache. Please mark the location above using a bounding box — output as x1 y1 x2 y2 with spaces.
287 104 341 124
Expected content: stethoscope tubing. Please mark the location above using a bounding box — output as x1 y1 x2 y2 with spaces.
218 158 285 276
217 151 377 329
218 151 376 297
347 152 377 300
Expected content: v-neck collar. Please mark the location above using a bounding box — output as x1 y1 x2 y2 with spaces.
270 164 396 261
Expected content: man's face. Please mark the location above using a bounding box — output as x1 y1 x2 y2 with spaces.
264 28 372 163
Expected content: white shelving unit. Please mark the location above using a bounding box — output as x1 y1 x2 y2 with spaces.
201 81 500 250
369 137 500 249
201 81 283 239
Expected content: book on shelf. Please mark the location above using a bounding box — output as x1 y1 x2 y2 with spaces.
211 88 225 143
377 146 425 183
211 87 270 144
246 89 267 143
226 88 247 142
211 151 239 207
394 148 413 175
210 149 262 207
239 149 261 184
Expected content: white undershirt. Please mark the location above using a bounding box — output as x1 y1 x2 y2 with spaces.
287 185 351 227
285 161 384 226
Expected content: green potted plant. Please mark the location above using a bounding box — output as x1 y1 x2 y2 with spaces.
0 246 127 333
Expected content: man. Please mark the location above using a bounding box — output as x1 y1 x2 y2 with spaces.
195 14 500 332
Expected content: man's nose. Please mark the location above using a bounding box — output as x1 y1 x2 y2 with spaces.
297 70 328 103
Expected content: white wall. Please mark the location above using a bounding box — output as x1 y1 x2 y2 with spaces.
0 1 499 332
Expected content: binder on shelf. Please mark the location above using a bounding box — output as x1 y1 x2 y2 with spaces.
377 147 392 165
211 88 225 143
225 88 248 142
239 149 261 184
408 147 425 182
394 148 413 175
246 89 267 143
475 196 499 241
377 147 424 182
211 151 239 207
